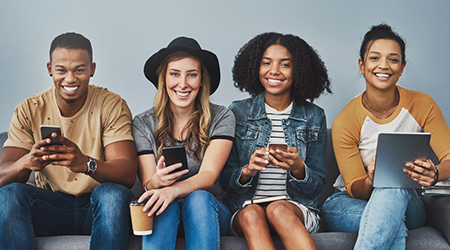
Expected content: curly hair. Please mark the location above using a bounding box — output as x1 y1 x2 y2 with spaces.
232 32 331 103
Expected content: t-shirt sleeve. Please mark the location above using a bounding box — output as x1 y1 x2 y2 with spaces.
332 104 368 198
209 106 235 141
3 101 35 150
101 95 134 147
132 114 156 156
418 95 450 162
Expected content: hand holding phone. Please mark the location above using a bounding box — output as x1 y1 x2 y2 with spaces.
162 146 189 174
40 125 62 145
268 143 288 152
267 143 288 163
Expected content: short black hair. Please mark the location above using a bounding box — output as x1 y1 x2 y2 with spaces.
49 32 93 63
232 32 331 103
360 24 406 64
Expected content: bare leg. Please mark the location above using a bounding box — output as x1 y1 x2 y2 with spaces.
233 204 276 250
266 201 318 250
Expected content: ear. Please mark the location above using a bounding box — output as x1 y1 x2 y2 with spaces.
47 62 52 76
90 62 96 77
399 61 406 76
358 58 365 75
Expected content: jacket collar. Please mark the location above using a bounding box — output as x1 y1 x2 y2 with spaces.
247 92 307 122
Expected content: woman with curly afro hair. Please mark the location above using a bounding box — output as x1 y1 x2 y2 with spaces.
222 32 331 250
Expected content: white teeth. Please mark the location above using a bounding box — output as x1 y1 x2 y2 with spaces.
375 73 390 78
175 91 189 97
63 86 78 92
267 79 282 83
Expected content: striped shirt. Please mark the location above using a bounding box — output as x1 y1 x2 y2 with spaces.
253 102 292 199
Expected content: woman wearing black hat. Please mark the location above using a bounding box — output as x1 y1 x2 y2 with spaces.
132 37 235 249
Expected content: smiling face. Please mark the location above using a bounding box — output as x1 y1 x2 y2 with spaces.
47 47 95 113
165 57 202 112
259 44 294 105
359 39 406 92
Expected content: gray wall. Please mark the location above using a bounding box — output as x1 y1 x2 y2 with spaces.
1 0 449 132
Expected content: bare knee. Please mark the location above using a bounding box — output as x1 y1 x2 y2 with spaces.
237 204 266 225
266 201 302 224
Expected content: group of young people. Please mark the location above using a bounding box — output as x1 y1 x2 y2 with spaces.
0 23 449 250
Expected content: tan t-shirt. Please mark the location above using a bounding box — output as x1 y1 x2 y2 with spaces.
4 85 134 196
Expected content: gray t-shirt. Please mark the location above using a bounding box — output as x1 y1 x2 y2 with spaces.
132 103 235 201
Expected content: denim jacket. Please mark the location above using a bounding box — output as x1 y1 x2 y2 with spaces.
221 92 327 213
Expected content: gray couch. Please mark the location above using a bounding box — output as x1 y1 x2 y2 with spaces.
0 130 449 250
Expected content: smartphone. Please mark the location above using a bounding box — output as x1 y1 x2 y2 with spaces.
40 125 62 145
267 143 288 152
162 146 189 173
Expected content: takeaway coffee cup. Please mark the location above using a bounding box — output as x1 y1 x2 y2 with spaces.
129 198 153 235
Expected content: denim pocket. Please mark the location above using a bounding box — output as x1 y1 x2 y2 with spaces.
296 126 319 144
235 123 259 141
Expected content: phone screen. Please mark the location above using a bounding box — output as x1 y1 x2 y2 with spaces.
40 125 62 145
267 143 288 152
162 146 189 173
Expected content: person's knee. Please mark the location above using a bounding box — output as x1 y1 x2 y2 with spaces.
184 190 215 210
90 183 133 214
0 183 31 205
266 201 294 222
237 205 266 226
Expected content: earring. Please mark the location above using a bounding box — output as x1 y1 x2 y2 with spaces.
49 74 52 77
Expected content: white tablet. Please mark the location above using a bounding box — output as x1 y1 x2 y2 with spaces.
373 132 431 188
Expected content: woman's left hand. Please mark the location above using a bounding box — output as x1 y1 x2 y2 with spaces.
138 186 178 217
404 159 436 186
266 147 305 179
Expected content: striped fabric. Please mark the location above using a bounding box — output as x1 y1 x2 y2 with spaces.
253 102 292 199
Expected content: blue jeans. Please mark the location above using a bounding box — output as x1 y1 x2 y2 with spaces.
0 182 134 250
322 188 426 250
143 190 231 250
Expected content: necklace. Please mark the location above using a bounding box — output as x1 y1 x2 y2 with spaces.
362 89 399 116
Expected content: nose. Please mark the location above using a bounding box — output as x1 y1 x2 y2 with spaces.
65 71 76 83
178 75 188 88
378 59 389 69
269 64 280 75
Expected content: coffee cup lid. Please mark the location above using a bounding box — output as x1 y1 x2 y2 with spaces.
130 197 150 206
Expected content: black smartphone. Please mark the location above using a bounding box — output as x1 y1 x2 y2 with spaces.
40 125 62 145
267 143 288 152
162 146 189 173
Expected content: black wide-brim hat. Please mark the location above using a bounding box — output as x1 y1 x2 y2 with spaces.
144 37 220 95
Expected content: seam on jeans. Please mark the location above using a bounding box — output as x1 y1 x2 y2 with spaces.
27 201 38 249
355 197 372 249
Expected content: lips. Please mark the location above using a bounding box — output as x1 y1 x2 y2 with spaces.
62 85 79 94
175 90 190 98
266 78 284 86
374 73 391 78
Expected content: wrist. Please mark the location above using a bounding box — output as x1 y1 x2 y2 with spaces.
84 156 97 175
431 166 439 186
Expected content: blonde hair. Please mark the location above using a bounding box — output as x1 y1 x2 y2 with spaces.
154 51 211 160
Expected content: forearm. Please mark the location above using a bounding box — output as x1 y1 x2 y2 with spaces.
170 171 218 198
89 158 137 188
350 177 373 200
0 149 35 188
437 159 450 182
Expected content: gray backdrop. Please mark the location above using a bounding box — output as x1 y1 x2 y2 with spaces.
1 0 449 132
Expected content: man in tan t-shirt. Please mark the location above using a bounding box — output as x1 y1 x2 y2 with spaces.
0 32 137 250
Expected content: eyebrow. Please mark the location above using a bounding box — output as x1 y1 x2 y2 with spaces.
168 68 199 72
55 64 87 68
262 57 292 61
368 51 401 57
